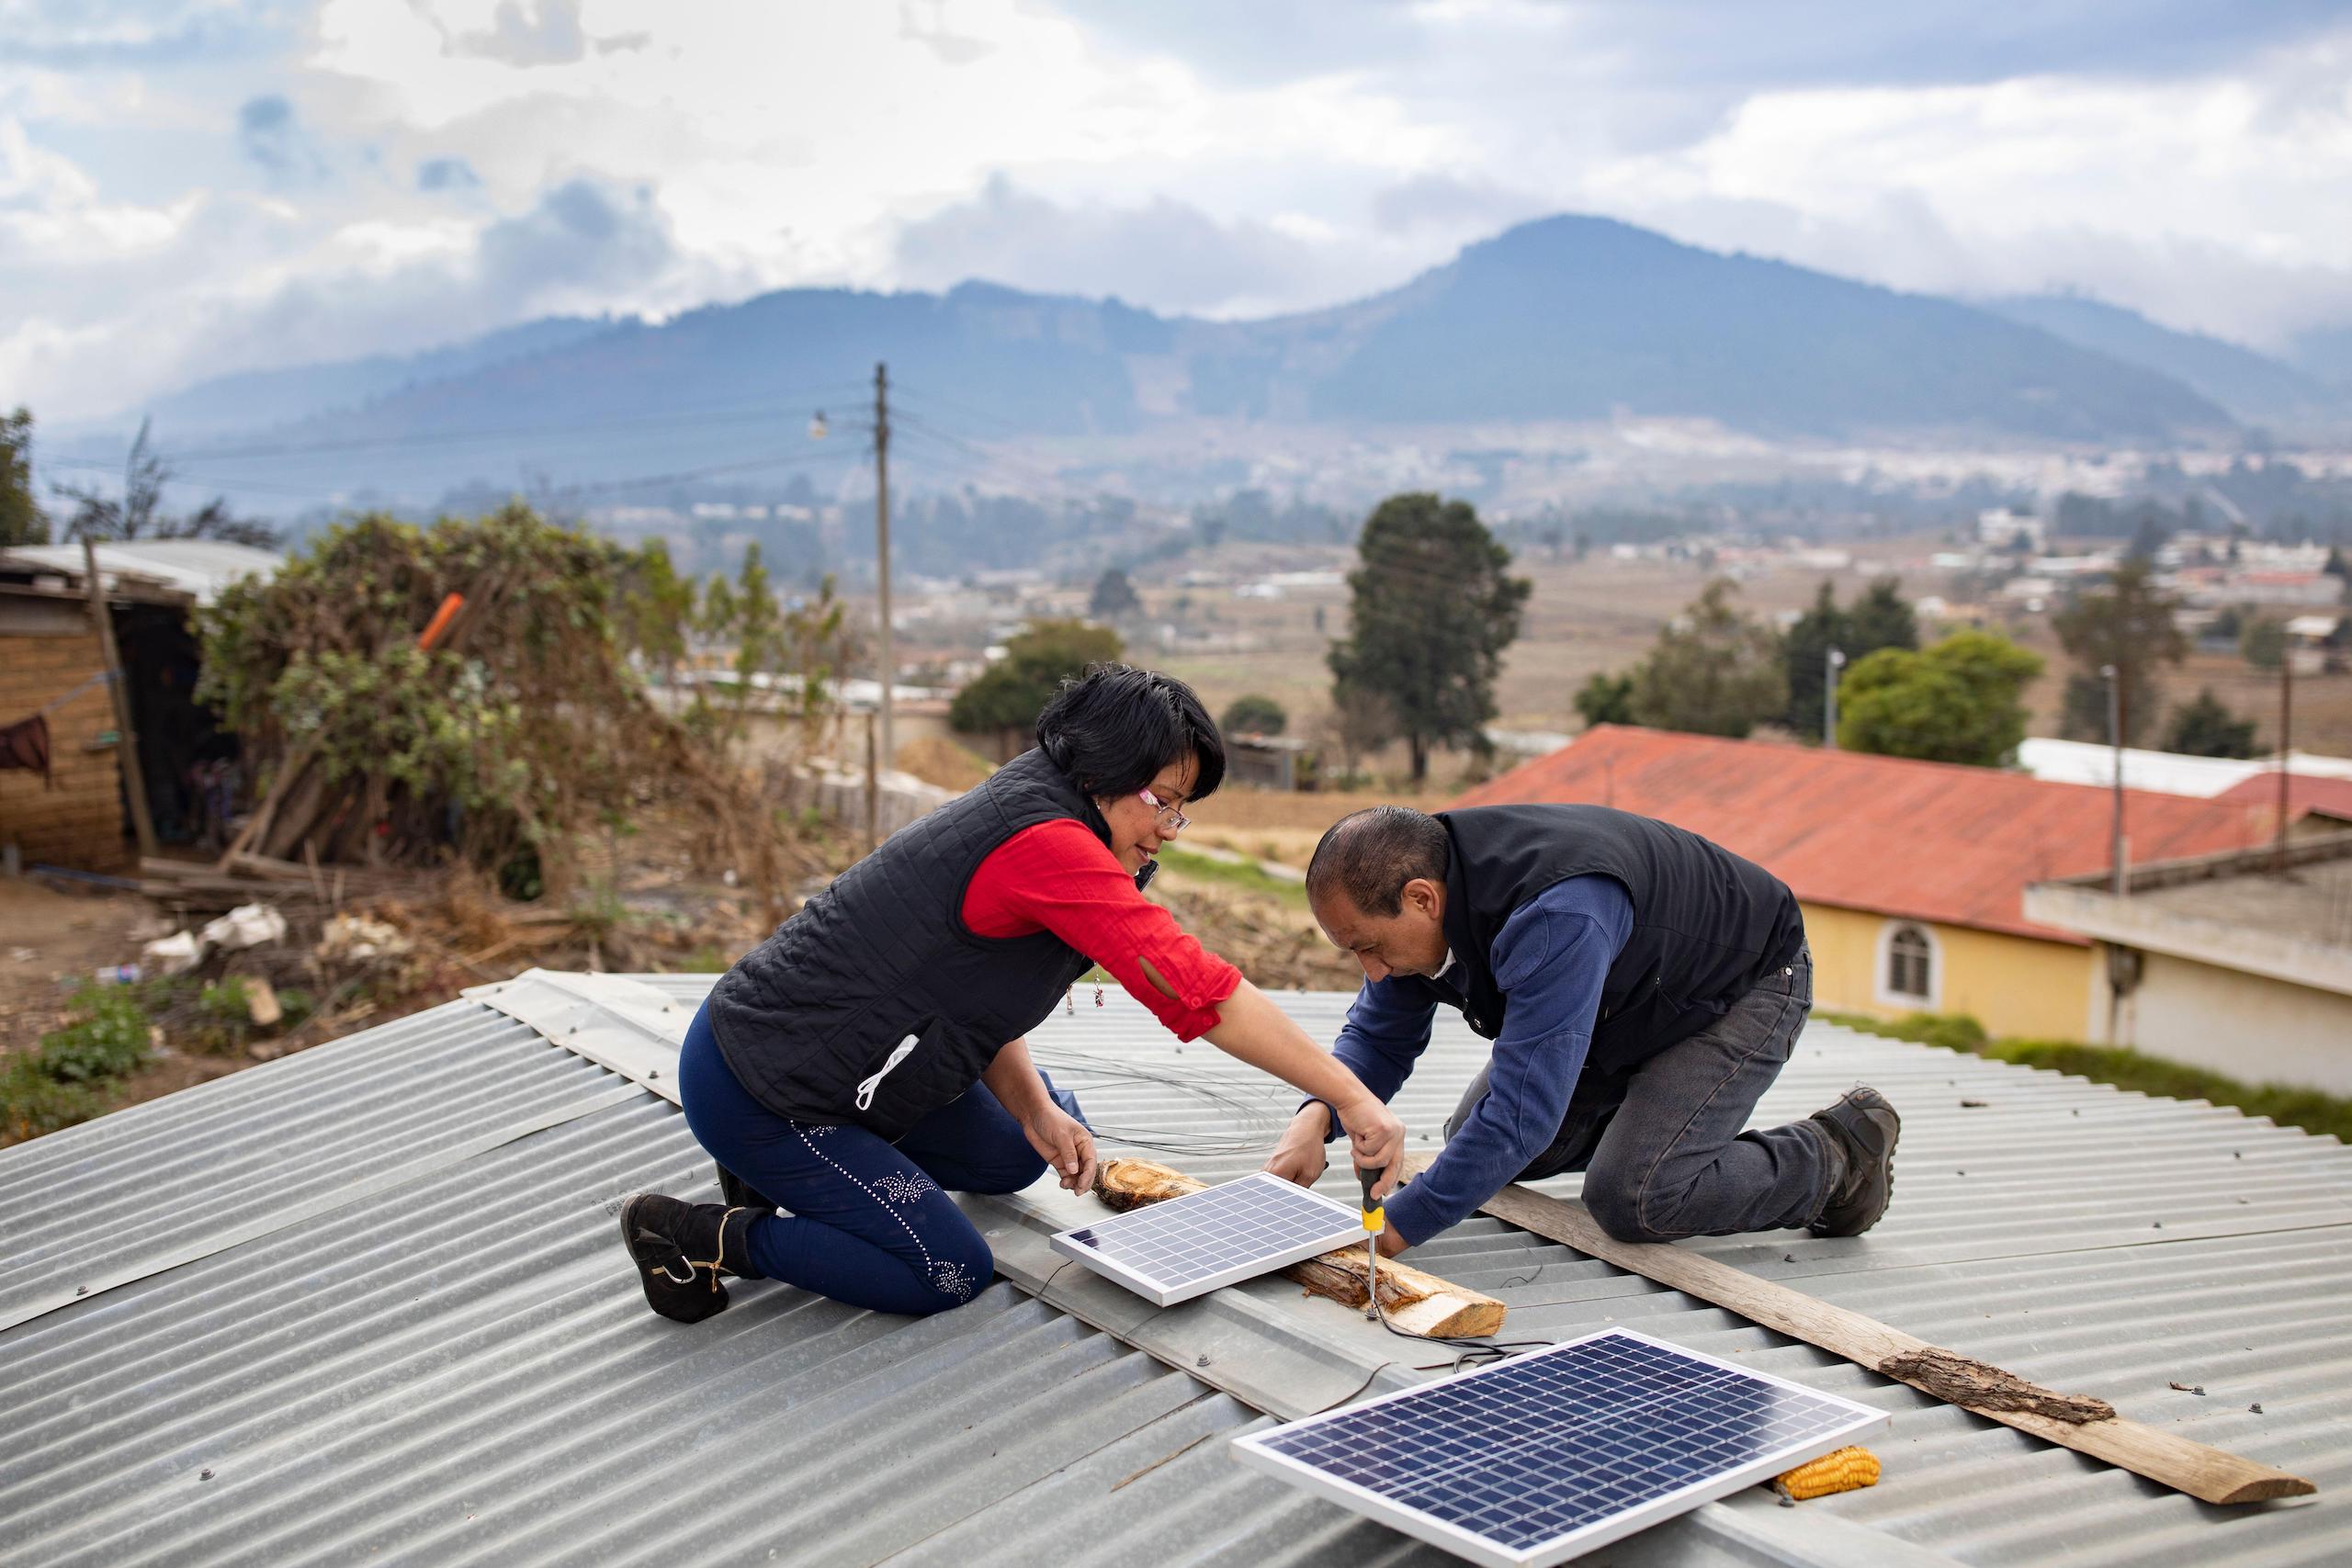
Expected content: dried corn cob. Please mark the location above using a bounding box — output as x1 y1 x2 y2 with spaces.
1773 1446 1881 1500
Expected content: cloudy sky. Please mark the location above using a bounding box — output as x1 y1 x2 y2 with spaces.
6 0 2352 421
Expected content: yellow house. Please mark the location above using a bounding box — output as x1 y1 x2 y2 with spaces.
1451 726 2279 1042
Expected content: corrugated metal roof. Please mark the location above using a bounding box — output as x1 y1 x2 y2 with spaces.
0 540 282 606
2 977 2345 1566
1450 727 2275 940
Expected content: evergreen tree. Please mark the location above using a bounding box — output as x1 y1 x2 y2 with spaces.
1328 492 1530 783
2053 561 2186 748
1219 694 1287 737
1089 567 1142 621
2164 688 2259 759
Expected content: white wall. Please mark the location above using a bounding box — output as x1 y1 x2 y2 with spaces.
2099 949 2352 1095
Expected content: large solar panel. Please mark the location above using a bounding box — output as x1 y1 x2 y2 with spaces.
1232 1327 1889 1567
1048 1171 1366 1307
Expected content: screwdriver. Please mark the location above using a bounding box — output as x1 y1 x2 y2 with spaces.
1356 1162 1385 1321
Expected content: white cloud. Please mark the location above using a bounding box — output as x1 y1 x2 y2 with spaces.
6 0 2352 423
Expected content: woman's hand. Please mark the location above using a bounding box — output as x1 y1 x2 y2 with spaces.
1022 1103 1099 1195
1262 1103 1333 1189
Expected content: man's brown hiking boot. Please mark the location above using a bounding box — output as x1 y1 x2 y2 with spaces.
619 1194 763 1323
1808 1088 1899 1237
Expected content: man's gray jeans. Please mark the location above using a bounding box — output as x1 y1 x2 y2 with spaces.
1444 947 1829 1242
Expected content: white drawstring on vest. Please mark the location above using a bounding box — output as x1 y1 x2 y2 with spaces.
854 1034 922 1111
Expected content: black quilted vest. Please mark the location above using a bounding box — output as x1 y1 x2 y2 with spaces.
1396 805 1804 1074
707 747 1109 1139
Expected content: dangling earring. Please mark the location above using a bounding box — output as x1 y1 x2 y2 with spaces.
1094 981 1105 1008
1064 987 1075 1016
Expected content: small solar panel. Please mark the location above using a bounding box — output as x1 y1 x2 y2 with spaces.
1232 1327 1889 1567
1048 1172 1365 1307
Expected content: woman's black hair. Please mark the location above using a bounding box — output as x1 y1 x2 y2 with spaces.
1035 663 1226 804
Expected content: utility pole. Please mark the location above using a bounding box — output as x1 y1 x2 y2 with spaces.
1823 647 1845 749
872 361 895 777
2102 663 2125 895
2276 646 2293 873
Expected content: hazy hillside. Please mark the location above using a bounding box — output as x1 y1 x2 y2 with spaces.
107 317 625 443
1987 294 2344 430
89 213 2243 509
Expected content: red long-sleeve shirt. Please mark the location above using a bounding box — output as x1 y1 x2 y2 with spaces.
962 819 1242 1039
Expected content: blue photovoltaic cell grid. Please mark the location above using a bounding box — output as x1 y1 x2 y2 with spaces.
1061 1173 1358 1290
1254 1332 1872 1554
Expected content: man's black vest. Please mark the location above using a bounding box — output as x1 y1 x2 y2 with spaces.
707 747 1108 1140
1397 805 1804 1074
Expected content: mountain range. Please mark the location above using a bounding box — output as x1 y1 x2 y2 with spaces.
62 213 2348 514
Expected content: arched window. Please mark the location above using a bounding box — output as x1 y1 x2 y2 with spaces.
1884 923 1935 1003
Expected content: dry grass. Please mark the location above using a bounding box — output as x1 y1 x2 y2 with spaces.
896 734 999 792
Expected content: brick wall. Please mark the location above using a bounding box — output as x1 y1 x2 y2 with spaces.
0 626 130 872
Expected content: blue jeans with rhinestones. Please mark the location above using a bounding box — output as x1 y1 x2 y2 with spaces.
678 997 1083 1314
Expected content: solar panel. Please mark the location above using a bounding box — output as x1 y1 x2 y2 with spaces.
1048 1171 1366 1307
1231 1327 1889 1567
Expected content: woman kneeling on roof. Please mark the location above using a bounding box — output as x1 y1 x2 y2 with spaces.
620 664 1408 1320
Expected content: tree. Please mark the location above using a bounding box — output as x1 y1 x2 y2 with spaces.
1573 671 1635 728
1327 492 1530 783
1783 578 1918 741
1 406 48 546
1845 577 1920 656
949 619 1124 760
2165 688 2258 759
2053 561 2186 748
1089 568 1142 622
51 418 277 547
1220 694 1287 737
1836 630 2042 767
617 538 695 689
1628 580 1786 739
2240 615 2287 671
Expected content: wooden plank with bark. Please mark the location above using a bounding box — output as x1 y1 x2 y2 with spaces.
1091 1157 1505 1338
1466 1174 2313 1506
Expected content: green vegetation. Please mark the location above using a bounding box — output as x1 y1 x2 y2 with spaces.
1782 578 1918 741
2165 687 2260 758
1628 579 1786 739
1 405 46 547
1836 629 2043 767
1156 846 1308 908
949 618 1125 757
1819 1010 2352 1143
0 984 156 1142
1573 671 1635 729
1329 492 1530 783
1219 694 1288 737
2054 559 2186 746
1089 567 1142 621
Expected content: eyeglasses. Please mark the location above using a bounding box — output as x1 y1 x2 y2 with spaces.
1136 786 1190 833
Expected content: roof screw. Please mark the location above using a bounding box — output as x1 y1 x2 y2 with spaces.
75 1285 87 1296
2250 1402 2265 1414
1196 1354 1211 1368
199 1469 214 1482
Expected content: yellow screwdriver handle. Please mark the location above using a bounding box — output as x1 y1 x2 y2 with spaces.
1356 1163 1386 1235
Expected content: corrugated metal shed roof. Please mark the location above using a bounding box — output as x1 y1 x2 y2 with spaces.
1450 727 2274 941
0 540 282 607
3 976 2346 1566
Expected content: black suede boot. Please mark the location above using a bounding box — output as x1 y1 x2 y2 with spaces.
619 1194 763 1324
1807 1088 1900 1237
716 1162 783 1214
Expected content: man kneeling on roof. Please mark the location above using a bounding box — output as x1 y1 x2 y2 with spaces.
1263 803 1898 1256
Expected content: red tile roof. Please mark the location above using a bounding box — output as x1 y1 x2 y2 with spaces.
1449 726 2273 942
2213 771 2352 823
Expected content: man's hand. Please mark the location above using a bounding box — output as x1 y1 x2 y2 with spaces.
1336 1093 1407 1197
1022 1104 1098 1194
1262 1103 1332 1188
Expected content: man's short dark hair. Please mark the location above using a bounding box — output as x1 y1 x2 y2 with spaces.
1035 663 1226 803
1306 806 1448 918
